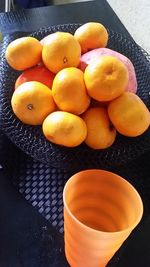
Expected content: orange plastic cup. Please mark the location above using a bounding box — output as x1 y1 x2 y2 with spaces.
63 169 143 267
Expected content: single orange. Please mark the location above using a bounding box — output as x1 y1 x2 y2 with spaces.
82 107 116 149
42 111 87 147
108 92 150 137
15 65 55 89
11 81 56 125
84 56 129 101
40 34 51 45
42 31 81 73
52 67 90 115
5 37 42 71
74 22 108 54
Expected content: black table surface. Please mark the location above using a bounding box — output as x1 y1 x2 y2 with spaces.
0 0 132 39
0 1 150 266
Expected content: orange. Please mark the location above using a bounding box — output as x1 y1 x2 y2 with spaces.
84 56 129 101
40 34 51 45
42 111 87 147
52 67 90 115
11 81 56 125
42 32 81 73
74 22 108 54
15 65 55 89
108 92 150 137
5 37 42 71
82 107 116 149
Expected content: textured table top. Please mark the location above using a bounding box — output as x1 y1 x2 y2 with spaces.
0 0 132 38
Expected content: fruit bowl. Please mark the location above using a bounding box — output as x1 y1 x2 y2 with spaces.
0 23 150 171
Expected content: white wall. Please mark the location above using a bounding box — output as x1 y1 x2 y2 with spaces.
107 0 150 53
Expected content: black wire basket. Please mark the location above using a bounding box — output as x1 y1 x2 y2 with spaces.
0 23 150 171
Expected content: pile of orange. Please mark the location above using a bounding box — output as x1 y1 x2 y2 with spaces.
5 22 150 149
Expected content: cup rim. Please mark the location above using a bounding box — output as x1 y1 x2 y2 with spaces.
63 169 144 235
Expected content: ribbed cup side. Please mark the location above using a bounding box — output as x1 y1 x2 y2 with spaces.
63 170 143 267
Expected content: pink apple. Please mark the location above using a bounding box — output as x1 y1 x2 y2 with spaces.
79 48 137 93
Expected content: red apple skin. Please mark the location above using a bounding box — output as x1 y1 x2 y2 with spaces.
79 48 137 93
15 65 55 89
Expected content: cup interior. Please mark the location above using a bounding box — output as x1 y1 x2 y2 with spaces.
64 169 143 233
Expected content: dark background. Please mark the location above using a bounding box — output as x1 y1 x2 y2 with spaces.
0 0 55 12
0 0 5 12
